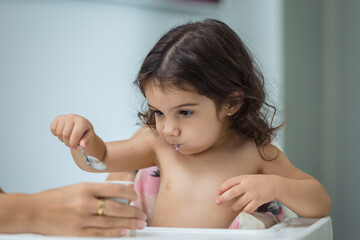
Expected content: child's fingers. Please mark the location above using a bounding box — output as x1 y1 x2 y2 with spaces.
50 117 59 136
62 121 75 148
216 184 244 205
241 201 259 214
79 139 87 149
79 129 93 149
218 176 243 195
55 119 66 142
230 195 251 212
69 123 87 150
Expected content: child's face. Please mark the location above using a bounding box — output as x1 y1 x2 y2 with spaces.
145 83 231 155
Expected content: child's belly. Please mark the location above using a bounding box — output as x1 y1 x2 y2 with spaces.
151 176 239 228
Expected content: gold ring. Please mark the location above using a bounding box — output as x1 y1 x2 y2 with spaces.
98 199 105 216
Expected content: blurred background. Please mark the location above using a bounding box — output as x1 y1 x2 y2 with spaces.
0 0 358 239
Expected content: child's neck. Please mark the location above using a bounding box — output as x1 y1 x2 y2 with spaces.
207 131 246 152
188 132 248 162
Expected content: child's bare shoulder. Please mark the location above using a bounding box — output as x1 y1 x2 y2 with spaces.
256 143 295 175
134 126 159 139
231 139 266 172
257 143 281 161
133 126 165 148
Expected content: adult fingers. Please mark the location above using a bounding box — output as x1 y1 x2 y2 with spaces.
86 215 145 230
80 227 129 237
91 183 138 203
101 200 146 220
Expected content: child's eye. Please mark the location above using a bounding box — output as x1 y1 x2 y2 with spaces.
153 110 164 117
180 110 193 116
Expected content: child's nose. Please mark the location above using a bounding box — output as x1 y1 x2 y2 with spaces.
162 121 180 137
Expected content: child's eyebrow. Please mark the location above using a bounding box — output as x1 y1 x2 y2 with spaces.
148 103 199 111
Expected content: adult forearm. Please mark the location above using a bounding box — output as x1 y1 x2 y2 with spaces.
0 193 34 233
273 175 331 218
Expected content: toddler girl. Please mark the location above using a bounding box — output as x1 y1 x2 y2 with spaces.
51 19 330 229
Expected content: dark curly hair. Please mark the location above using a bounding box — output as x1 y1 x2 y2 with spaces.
134 19 282 147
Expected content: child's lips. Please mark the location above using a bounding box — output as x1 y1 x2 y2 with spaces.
171 144 183 150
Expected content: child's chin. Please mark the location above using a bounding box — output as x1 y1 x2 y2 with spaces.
178 147 205 155
176 148 190 155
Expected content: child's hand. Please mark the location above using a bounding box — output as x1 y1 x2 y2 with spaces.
50 114 94 150
216 175 277 214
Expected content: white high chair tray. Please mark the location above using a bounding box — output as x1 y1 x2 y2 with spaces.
0 217 332 240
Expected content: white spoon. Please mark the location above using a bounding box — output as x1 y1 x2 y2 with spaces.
78 146 107 171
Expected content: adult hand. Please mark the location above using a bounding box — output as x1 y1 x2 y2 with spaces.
216 175 276 214
1 182 146 237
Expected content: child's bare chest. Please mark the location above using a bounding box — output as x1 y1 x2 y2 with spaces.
151 146 261 228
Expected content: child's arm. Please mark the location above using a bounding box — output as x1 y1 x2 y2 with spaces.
217 147 331 218
261 153 331 217
51 114 157 172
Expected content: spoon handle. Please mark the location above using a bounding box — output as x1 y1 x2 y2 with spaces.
78 146 107 171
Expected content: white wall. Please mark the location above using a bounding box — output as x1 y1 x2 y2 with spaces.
0 0 283 196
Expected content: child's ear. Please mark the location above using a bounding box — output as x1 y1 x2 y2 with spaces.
226 91 243 115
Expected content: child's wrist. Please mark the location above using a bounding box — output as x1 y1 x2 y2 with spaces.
83 133 106 162
270 174 282 201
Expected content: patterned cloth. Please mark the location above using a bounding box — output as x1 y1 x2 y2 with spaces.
133 166 284 228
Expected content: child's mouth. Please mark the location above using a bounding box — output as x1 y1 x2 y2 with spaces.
171 144 183 150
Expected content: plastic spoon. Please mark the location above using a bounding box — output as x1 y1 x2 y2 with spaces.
78 145 107 171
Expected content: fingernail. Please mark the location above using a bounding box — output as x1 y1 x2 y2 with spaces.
119 229 128 236
137 220 145 229
80 139 86 148
216 199 221 205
